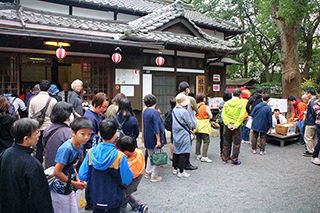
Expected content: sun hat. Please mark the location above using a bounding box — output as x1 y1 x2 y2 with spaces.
176 93 190 107
49 84 59 94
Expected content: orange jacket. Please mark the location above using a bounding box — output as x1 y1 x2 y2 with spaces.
127 149 145 179
292 100 307 121
196 103 209 119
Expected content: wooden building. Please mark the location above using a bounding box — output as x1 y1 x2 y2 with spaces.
0 0 243 116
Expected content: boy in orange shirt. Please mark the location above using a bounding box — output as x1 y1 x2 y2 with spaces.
117 136 148 213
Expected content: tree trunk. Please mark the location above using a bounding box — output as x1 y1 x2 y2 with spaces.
301 36 313 80
276 20 301 99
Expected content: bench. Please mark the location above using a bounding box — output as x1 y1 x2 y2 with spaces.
267 133 301 147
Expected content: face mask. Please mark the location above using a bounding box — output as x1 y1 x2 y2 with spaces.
65 113 74 125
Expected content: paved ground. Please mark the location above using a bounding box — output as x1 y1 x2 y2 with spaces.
78 135 320 213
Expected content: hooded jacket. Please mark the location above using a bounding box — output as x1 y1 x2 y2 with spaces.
292 99 307 121
250 102 272 133
221 97 246 129
246 93 262 114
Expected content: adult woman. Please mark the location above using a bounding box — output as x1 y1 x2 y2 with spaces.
113 98 139 146
105 93 126 120
69 79 84 117
83 92 110 151
0 96 17 153
194 93 213 163
143 94 165 183
172 93 192 178
42 102 73 169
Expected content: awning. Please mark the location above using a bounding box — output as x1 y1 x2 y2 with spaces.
208 57 242 65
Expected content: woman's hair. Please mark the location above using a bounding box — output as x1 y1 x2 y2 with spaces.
71 79 83 90
111 93 127 105
117 98 134 117
196 93 206 103
117 136 135 152
0 96 9 114
70 117 92 133
223 91 232 102
143 94 156 107
92 93 109 108
11 118 39 144
50 102 73 124
99 119 117 140
169 98 176 109
262 94 270 101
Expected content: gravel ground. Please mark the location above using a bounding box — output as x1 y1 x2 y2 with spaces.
78 136 320 213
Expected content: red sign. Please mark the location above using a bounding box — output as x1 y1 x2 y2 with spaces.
112 53 122 63
55 47 66 59
155 56 165 66
213 84 220 91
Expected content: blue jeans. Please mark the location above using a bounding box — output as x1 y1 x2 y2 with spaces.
313 124 320 158
296 120 305 141
242 121 250 141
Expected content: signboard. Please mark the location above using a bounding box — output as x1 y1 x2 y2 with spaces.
213 84 220 92
196 75 205 94
213 74 220 82
115 69 140 85
120 86 134 97
208 97 223 109
268 98 287 113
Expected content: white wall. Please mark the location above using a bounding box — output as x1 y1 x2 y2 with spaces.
117 13 140 22
20 0 69 15
73 7 114 21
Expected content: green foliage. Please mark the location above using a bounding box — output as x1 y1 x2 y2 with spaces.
252 81 283 98
301 78 318 94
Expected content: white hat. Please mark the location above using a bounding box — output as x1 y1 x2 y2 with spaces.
176 93 190 107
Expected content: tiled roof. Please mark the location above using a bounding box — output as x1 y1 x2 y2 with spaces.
59 0 243 33
0 2 241 53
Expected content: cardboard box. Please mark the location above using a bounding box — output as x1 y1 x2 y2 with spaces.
275 123 296 135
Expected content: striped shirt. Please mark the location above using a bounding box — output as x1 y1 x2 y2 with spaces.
312 98 320 125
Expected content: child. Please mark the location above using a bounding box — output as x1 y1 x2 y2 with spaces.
79 119 133 213
117 136 148 213
51 117 92 213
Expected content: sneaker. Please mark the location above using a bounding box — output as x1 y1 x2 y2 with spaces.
138 204 148 213
196 155 202 161
185 164 198 170
201 156 213 163
150 176 162 182
177 171 190 178
252 149 257 154
303 151 313 157
231 161 241 166
222 161 227 165
311 157 320 165
260 151 266 156
144 173 151 179
244 140 251 144
172 169 178 175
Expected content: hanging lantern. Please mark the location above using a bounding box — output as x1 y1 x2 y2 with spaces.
56 47 66 59
155 56 165 66
112 52 122 64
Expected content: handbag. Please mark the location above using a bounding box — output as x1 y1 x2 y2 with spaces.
44 166 56 188
150 145 168 166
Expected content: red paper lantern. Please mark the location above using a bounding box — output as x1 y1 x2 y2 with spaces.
112 53 122 64
55 47 66 59
155 56 165 66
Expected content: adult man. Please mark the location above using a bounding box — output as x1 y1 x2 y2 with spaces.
221 89 246 166
178 81 199 170
272 109 287 128
288 96 307 143
304 89 318 157
29 80 57 163
58 82 71 102
311 87 320 165
246 88 264 115
0 118 53 212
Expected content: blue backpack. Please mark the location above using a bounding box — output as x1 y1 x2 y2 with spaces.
8 97 17 116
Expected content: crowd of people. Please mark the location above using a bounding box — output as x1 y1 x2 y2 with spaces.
0 78 320 213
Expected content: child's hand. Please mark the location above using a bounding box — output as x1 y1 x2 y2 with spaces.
72 180 87 190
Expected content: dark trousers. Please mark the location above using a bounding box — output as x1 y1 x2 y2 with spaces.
173 153 188 173
313 124 320 158
35 130 44 164
252 131 267 151
219 124 224 154
93 206 120 213
222 126 241 163
195 133 210 157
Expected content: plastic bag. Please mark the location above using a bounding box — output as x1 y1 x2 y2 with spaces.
79 190 87 208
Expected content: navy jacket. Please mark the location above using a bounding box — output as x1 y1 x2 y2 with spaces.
84 108 103 149
114 115 139 145
250 102 272 133
246 93 263 114
0 143 53 213
306 97 317 126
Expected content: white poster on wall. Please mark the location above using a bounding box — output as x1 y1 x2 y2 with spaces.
213 74 220 81
115 69 140 85
213 84 220 91
268 98 287 112
208 97 223 109
120 86 134 97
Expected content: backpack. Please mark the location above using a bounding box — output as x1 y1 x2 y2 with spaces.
8 97 17 116
187 103 197 130
164 109 173 131
114 116 128 140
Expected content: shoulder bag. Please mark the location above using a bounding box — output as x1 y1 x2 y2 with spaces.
172 111 195 141
31 97 52 126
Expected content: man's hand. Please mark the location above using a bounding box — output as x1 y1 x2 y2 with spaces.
72 180 87 190
157 140 161 147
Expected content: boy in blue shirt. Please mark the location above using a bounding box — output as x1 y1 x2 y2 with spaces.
79 119 133 213
51 117 92 213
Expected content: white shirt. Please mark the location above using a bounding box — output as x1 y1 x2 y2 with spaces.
8 97 26 114
272 114 287 128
